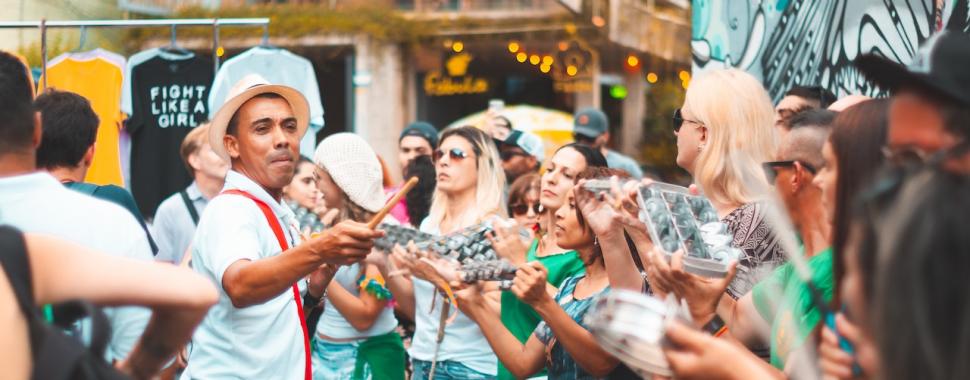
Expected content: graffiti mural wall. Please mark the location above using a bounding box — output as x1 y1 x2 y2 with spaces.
691 0 970 101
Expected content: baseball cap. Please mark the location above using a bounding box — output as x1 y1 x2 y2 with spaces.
573 108 609 138
854 30 970 106
399 121 439 148
209 74 310 161
497 129 545 162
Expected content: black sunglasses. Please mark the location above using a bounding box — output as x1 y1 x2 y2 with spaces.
861 141 970 208
510 203 542 216
762 160 817 182
672 108 704 132
881 145 934 167
500 149 529 161
433 147 469 163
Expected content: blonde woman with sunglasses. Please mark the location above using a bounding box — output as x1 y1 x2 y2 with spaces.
383 126 506 379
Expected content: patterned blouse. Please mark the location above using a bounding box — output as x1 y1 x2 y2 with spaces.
722 202 788 299
532 275 638 380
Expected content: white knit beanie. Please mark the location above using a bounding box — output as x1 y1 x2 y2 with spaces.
312 133 385 212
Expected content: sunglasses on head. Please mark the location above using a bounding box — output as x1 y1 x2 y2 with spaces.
433 147 469 163
510 203 542 216
672 108 704 132
762 160 818 182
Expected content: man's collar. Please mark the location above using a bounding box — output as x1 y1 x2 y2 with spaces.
222 170 294 220
186 181 204 200
0 171 61 191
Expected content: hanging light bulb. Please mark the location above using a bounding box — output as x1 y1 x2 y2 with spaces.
646 72 658 83
508 41 520 53
529 54 540 65
516 52 528 63
626 54 639 67
567 65 578 76
452 41 464 53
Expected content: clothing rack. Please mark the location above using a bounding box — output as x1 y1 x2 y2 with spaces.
0 18 271 88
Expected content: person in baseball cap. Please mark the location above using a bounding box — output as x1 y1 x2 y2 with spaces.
398 121 438 176
572 108 644 178
854 30 970 168
185 74 383 379
496 129 544 184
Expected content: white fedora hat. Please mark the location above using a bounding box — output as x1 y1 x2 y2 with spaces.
209 74 310 161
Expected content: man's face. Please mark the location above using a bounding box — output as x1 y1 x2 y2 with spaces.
500 144 535 182
886 90 961 163
771 161 818 222
398 135 432 172
191 140 229 180
224 97 300 193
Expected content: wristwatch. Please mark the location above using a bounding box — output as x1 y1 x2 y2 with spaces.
702 314 727 337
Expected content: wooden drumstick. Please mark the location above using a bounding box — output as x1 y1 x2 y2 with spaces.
367 176 419 229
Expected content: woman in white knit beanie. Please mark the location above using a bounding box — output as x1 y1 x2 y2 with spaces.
309 132 405 380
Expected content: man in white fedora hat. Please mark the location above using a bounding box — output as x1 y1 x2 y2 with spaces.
182 74 384 380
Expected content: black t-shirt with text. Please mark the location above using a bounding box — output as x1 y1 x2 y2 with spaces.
128 55 213 219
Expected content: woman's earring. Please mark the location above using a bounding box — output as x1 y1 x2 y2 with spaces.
697 144 705 152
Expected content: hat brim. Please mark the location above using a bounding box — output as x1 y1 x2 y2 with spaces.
209 84 311 161
573 126 603 138
854 53 970 106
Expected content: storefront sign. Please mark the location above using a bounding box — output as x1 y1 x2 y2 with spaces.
424 53 489 96
552 39 596 93
553 80 593 93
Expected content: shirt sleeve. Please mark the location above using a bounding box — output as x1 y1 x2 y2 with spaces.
195 197 264 286
533 320 553 345
126 65 144 134
751 262 792 322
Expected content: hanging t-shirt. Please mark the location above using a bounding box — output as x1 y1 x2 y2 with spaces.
118 48 196 188
209 46 324 156
127 54 213 219
41 49 126 187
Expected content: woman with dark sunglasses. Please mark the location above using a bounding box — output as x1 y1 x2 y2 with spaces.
381 126 507 379
489 143 608 380
663 69 786 300
506 173 542 238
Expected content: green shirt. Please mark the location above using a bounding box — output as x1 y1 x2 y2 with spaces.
498 239 585 380
751 247 834 369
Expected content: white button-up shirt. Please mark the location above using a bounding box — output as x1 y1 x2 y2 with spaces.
0 172 153 362
152 182 210 264
182 170 306 380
